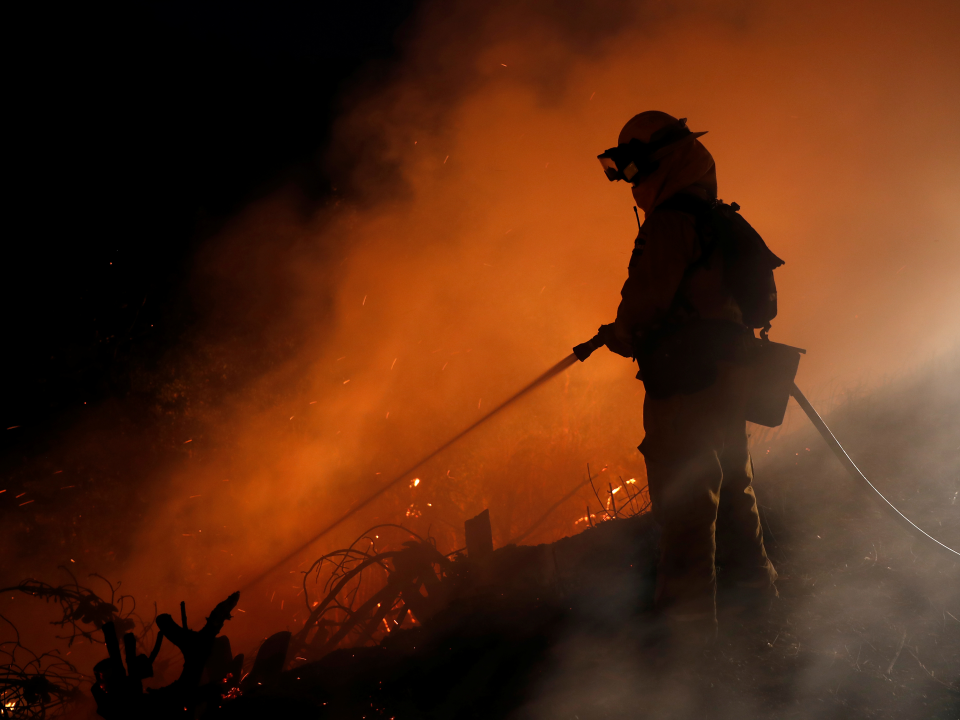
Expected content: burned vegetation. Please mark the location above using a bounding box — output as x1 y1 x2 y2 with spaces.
1 614 84 719
3 360 960 719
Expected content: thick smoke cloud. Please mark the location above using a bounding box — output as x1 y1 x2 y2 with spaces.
133 0 960 642
7 0 958 670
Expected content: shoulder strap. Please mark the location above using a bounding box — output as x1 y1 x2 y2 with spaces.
646 195 719 322
654 193 714 218
654 194 719 271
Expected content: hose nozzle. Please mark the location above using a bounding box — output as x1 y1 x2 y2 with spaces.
573 334 603 362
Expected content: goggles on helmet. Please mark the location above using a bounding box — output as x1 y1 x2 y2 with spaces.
597 139 657 183
597 118 705 184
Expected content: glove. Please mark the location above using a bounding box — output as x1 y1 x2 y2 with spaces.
597 323 634 359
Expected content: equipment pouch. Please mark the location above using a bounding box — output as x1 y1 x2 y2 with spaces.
745 339 804 427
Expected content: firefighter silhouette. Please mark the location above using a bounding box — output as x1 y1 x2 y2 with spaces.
596 112 778 646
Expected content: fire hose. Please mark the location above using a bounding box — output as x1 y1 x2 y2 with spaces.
241 336 957 594
788 382 959 561
574 334 959 562
576 333 959 561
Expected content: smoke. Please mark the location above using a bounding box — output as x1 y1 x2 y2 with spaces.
132 0 960 638
5 0 959 681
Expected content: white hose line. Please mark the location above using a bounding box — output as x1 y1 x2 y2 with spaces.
790 383 960 562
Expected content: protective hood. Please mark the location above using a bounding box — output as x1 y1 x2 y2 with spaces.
630 138 716 212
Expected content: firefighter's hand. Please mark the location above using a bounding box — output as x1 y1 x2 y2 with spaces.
597 323 634 358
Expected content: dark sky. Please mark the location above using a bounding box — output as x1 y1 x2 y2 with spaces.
3 1 418 451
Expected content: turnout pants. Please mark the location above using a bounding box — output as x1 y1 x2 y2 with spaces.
639 362 777 632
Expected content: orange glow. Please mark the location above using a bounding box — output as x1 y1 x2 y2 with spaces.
8 0 955 664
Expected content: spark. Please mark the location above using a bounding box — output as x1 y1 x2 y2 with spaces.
411 478 420 487
7 426 19 430
385 412 390 419
626 478 637 484
391 358 397 369
343 379 351 384
310 400 317 404
501 63 507 67
19 500 34 506
362 295 367 305
189 495 201 499
441 362 448 371
589 91 596 100
444 155 449 164
290 416 295 420
60 485 75 490
184 439 192 444
337 356 346 361
478 398 482 409
15 492 26 498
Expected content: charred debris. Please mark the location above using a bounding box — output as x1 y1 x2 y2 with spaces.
6 479 660 719
4 358 960 719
